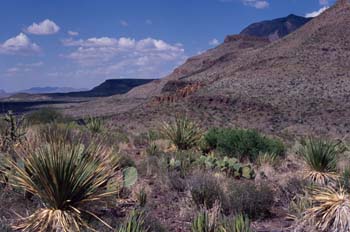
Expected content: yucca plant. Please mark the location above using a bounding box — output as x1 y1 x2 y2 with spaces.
86 116 104 134
218 214 252 232
303 186 350 232
6 137 119 231
118 210 149 232
299 138 339 186
136 188 147 208
191 211 216 232
161 116 202 150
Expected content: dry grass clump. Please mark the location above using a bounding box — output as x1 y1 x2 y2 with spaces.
303 186 350 232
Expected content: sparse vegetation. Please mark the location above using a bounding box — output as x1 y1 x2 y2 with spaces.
227 181 274 219
118 210 149 232
25 108 70 125
85 116 104 133
190 172 226 209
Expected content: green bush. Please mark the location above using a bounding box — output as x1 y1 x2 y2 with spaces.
227 181 274 219
190 173 226 209
25 108 71 125
219 214 252 232
118 210 149 232
202 128 285 161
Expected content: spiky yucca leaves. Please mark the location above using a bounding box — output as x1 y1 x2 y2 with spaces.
299 138 339 186
218 214 252 232
6 136 119 232
303 187 350 232
86 117 104 134
161 116 202 150
118 210 149 232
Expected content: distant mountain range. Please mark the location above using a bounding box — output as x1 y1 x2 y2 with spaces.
240 14 312 41
48 79 155 98
20 87 87 94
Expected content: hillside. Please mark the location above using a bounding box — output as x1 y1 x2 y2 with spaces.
66 0 350 137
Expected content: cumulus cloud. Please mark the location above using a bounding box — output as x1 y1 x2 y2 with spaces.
68 30 79 36
62 36 186 78
242 0 269 9
209 38 220 46
305 6 329 18
0 33 40 55
26 19 60 35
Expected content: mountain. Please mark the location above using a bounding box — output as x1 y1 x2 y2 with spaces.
67 0 350 137
240 14 312 41
0 89 9 98
19 87 87 94
50 79 155 98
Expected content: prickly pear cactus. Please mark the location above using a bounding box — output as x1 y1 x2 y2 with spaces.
123 166 138 188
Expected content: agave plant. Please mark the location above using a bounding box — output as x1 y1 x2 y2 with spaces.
299 138 339 186
161 116 202 150
118 210 149 232
6 137 119 231
303 186 350 232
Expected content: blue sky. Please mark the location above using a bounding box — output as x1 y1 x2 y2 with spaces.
0 0 335 92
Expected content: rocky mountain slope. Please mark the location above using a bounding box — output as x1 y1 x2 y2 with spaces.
67 0 350 137
240 14 311 41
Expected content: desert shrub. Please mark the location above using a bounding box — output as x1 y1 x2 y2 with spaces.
227 181 274 219
0 111 25 152
0 222 13 232
118 154 136 169
202 128 284 161
190 173 226 209
341 166 350 192
287 192 312 221
279 177 310 204
167 171 187 192
299 138 339 186
118 210 149 232
25 107 70 125
6 128 119 231
161 116 202 150
303 186 350 232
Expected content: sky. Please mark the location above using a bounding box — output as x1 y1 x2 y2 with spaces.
0 0 336 92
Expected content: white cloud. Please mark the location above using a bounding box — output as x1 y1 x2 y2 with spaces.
0 33 40 55
209 38 220 46
242 0 269 9
305 6 329 18
26 19 60 35
5 61 43 76
120 20 129 27
68 30 79 36
62 36 186 78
